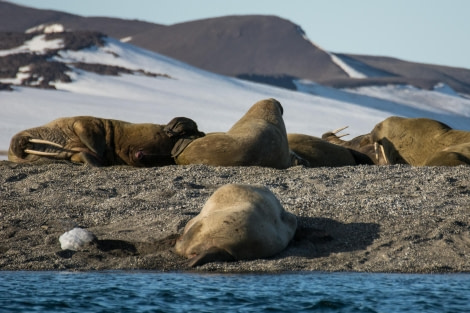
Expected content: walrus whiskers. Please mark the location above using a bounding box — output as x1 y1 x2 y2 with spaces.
24 149 60 157
29 138 64 149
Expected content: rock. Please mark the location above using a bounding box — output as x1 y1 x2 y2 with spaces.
59 227 96 251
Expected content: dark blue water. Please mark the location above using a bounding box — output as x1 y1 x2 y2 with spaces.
0 271 469 313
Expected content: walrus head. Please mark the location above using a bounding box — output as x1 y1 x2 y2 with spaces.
164 117 205 139
164 117 206 158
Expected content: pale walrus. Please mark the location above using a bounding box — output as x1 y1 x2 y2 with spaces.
175 183 298 267
371 116 470 166
173 98 306 168
287 133 357 167
321 126 388 165
8 116 205 167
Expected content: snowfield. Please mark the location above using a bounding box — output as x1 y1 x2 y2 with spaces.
1 33 470 156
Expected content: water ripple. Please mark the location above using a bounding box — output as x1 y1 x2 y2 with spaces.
0 271 469 313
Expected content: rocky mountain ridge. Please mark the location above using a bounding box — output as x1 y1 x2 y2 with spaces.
2 1 470 94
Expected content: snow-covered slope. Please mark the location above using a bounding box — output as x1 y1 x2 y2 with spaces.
1 33 470 156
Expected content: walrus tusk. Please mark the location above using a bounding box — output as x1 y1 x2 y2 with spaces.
336 133 350 139
380 144 389 164
332 126 349 134
24 149 60 157
374 142 389 164
29 138 64 149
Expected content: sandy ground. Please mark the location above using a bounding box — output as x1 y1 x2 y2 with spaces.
1 161 469 273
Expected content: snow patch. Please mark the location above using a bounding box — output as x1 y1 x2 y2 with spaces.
0 34 64 56
345 85 470 120
26 23 66 34
0 66 31 85
433 82 459 96
120 36 133 43
330 53 367 79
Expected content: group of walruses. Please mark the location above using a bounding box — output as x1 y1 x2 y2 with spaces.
9 98 470 168
8 98 470 266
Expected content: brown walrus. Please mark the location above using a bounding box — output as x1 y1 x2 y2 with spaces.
287 133 357 167
174 183 298 267
371 116 470 166
8 116 205 167
174 98 306 168
322 126 388 165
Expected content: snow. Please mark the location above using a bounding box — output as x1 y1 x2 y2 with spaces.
26 23 66 34
120 36 133 43
433 82 460 97
344 85 470 124
329 53 367 79
1 36 470 158
0 34 64 56
0 66 30 85
331 54 394 78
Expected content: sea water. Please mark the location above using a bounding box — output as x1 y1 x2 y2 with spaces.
0 271 469 313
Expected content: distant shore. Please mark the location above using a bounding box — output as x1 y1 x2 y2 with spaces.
1 161 469 273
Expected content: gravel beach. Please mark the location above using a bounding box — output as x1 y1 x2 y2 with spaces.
1 161 469 273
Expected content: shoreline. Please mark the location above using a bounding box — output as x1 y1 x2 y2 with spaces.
1 161 469 273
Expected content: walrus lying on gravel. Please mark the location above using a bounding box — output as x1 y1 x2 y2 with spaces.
173 98 306 168
287 133 357 167
322 126 388 165
8 116 204 167
175 183 298 267
371 116 470 166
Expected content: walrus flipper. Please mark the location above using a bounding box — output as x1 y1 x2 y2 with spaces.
188 246 236 267
70 150 105 166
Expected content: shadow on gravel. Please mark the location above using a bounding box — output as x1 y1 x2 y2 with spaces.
289 217 380 258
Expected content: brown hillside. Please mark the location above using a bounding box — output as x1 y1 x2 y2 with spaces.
129 15 348 82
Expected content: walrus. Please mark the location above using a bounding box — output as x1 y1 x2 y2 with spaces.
287 133 357 167
371 116 470 166
174 183 298 267
322 126 388 165
8 116 205 167
173 98 307 168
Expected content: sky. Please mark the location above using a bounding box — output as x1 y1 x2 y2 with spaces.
6 0 470 70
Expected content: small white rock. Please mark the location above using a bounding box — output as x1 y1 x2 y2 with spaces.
59 227 96 251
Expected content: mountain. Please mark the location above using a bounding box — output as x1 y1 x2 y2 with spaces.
127 15 349 83
1 26 470 155
0 1 157 39
2 1 470 95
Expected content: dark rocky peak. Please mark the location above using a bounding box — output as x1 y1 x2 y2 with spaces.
0 28 168 90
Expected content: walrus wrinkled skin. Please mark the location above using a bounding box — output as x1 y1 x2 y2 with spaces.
287 133 357 167
174 183 298 267
322 127 388 165
174 98 306 168
371 116 470 166
8 116 204 167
